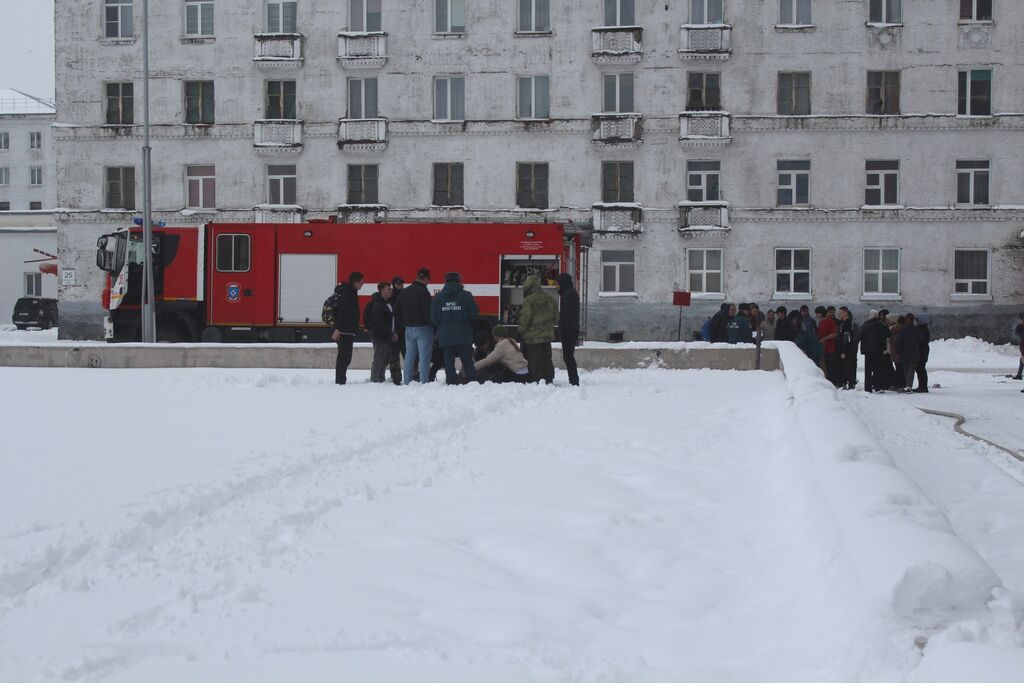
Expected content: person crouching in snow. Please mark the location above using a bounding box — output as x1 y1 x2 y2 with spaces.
474 325 531 383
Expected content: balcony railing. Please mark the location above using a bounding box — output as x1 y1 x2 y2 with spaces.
591 26 642 64
337 32 388 68
255 205 304 223
593 203 643 235
254 119 303 149
679 202 729 230
679 112 731 144
337 118 388 150
679 25 732 59
254 33 303 66
335 204 388 223
592 113 642 145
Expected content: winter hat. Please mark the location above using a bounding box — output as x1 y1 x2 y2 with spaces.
492 324 509 338
444 271 462 283
869 309 879 319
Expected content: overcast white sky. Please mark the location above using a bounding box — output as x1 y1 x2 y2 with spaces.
1 0 56 99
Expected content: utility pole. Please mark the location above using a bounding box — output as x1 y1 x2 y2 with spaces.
140 0 157 342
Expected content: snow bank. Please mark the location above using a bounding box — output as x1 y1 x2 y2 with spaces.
772 341 1001 620
927 337 1021 369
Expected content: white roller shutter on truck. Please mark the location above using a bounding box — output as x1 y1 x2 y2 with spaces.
278 253 338 324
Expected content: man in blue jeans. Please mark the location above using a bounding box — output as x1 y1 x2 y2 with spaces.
430 271 479 385
393 267 434 384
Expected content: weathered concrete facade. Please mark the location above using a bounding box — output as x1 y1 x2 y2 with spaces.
54 1 1024 340
0 90 56 212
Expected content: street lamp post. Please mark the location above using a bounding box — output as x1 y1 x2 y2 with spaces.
140 0 157 342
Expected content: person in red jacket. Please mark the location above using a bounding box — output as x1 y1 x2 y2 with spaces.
815 305 841 387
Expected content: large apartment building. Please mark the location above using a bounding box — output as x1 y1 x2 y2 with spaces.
0 89 56 213
55 0 1024 340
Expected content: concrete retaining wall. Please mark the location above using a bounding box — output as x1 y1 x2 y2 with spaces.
0 343 779 372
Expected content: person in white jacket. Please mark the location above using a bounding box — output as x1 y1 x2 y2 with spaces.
474 325 530 383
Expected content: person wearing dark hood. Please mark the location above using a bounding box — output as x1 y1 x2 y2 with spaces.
330 271 364 385
556 272 581 386
709 303 731 343
859 309 889 393
519 275 558 384
430 271 479 385
366 281 399 384
726 304 752 344
790 309 823 364
893 312 921 393
837 306 859 390
773 306 794 342
389 276 406 377
914 313 931 393
394 267 433 385
1012 313 1024 381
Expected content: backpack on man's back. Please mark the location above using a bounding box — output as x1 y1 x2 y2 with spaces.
321 292 340 326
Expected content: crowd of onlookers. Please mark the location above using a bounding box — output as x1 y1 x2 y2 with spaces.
702 303 933 393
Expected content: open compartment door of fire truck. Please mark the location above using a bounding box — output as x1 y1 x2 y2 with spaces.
499 254 561 327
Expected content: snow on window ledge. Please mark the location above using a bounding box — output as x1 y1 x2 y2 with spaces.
865 22 903 29
774 24 815 31
690 292 726 300
598 292 639 299
771 292 813 301
950 293 993 302
860 294 902 302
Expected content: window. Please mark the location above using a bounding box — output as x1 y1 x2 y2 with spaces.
105 82 134 124
267 164 297 204
777 72 811 115
0 167 8 185
185 81 215 124
687 73 721 111
601 250 635 293
960 0 991 21
602 73 634 113
266 80 297 119
432 162 464 206
185 0 214 36
435 0 466 33
775 248 810 295
687 161 720 203
347 164 379 204
604 0 635 26
433 76 465 121
865 160 899 206
24 272 42 297
867 71 900 115
0 132 7 149
347 78 379 119
30 167 43 186
517 76 550 119
105 0 134 38
516 162 549 209
780 0 811 24
958 69 991 116
29 132 42 150
863 248 900 295
0 202 9 211
266 1 297 32
350 0 382 32
689 0 723 24
29 201 42 210
216 234 250 272
956 160 990 206
869 0 901 23
519 0 550 32
105 167 136 209
777 160 810 206
186 165 216 208
601 161 634 203
688 248 723 294
953 249 989 295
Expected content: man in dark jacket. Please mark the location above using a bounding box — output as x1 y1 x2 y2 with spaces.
390 276 406 374
726 304 751 344
394 268 433 384
709 303 731 343
914 313 932 393
366 282 399 384
556 273 581 386
430 272 479 385
837 306 859 390
331 271 364 385
773 306 794 342
859 309 890 393
893 312 921 393
791 310 823 363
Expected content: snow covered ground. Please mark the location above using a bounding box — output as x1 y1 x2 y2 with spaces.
1 333 1023 681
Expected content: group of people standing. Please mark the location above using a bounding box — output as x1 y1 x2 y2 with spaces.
329 269 581 387
704 302 932 393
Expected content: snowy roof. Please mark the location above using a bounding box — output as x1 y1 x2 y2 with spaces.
0 89 56 116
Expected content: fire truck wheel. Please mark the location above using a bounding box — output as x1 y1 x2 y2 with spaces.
156 323 190 343
200 326 223 343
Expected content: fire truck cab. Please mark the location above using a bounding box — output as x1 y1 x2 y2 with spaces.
96 221 588 343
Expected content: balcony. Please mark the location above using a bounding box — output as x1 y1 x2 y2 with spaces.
253 120 303 150
679 24 732 60
679 202 729 232
253 33 303 68
337 32 387 68
335 204 388 223
679 112 731 146
592 113 642 147
591 26 642 65
255 205 304 223
592 203 643 236
337 118 388 151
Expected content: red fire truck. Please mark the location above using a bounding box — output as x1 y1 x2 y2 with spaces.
95 221 588 342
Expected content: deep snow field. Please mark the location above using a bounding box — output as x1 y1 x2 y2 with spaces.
1 329 1023 682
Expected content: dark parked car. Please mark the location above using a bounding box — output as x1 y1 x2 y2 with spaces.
12 297 59 330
